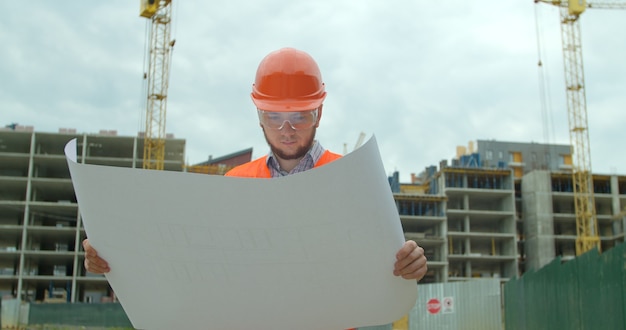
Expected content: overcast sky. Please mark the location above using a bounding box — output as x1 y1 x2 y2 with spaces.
2 1 625 182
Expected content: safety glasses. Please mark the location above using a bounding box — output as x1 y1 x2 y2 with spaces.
257 109 319 130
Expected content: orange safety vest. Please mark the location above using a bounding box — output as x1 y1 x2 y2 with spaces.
225 150 342 178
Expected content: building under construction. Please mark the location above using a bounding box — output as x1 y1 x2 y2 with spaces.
0 126 185 303
398 139 625 282
1 128 625 302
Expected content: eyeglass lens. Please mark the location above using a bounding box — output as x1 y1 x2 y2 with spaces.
259 109 318 130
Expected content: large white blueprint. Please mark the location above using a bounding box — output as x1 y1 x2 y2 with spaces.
65 136 417 330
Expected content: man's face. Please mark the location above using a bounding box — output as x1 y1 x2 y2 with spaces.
259 108 321 161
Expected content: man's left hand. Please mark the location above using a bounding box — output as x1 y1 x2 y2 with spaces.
394 240 427 281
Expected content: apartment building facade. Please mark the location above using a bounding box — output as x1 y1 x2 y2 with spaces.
397 166 518 283
0 128 185 302
439 139 623 277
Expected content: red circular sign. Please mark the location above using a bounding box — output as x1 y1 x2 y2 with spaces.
427 298 441 314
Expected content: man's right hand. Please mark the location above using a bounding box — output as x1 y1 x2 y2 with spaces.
82 239 110 274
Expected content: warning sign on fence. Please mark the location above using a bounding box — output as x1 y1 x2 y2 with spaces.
427 298 441 314
442 296 454 314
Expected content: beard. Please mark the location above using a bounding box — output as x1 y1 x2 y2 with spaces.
263 126 316 161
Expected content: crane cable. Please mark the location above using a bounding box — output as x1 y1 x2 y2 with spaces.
534 3 564 169
534 3 556 146
138 18 150 136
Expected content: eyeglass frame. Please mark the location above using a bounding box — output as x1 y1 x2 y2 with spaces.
257 108 319 131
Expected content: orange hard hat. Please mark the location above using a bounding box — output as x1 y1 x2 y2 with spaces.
251 47 326 112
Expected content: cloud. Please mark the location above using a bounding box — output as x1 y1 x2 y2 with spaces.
2 0 625 181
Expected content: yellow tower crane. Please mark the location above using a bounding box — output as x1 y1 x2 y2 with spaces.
535 0 626 255
140 0 175 170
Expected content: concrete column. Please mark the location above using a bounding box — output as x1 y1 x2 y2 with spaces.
522 170 556 271
610 176 623 237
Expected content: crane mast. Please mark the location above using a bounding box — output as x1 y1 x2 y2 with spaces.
140 0 174 170
559 4 601 255
537 0 626 254
538 0 598 255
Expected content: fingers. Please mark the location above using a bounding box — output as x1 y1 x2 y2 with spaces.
395 240 417 261
82 239 110 274
394 240 427 281
82 239 96 256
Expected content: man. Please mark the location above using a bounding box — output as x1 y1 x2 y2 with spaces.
83 47 427 282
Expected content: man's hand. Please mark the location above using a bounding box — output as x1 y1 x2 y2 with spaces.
83 239 110 274
393 240 427 281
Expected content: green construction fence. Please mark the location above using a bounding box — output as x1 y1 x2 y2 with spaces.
504 242 626 329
